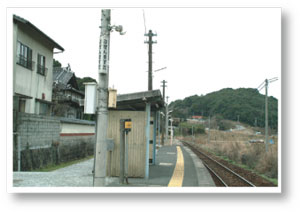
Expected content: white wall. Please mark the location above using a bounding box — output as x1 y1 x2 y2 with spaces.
60 122 95 134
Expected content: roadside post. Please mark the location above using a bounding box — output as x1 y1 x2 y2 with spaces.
119 119 132 184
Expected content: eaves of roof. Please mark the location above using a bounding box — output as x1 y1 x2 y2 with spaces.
13 14 64 51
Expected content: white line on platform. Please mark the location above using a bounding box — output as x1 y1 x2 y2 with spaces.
159 163 173 166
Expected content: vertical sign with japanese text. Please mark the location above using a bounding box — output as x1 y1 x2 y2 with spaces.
98 34 110 74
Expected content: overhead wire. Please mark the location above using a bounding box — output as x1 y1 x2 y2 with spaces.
269 77 278 83
258 85 265 92
143 9 147 34
257 80 266 90
269 77 278 81
257 77 278 92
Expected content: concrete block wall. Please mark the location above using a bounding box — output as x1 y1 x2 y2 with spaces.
17 112 60 150
14 113 96 171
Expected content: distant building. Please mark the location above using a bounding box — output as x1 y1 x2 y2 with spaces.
13 15 64 115
52 66 84 119
172 117 181 126
187 115 205 124
192 115 203 119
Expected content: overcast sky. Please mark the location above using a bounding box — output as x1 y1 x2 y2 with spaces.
9 8 281 103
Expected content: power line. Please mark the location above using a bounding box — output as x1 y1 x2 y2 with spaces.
154 67 167 72
142 10 147 34
257 80 265 90
269 77 278 83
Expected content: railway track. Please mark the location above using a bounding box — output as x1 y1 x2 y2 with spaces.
183 141 256 187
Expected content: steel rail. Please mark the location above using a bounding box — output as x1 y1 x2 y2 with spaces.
203 162 228 187
183 142 256 187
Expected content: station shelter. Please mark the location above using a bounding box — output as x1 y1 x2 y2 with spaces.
106 89 164 179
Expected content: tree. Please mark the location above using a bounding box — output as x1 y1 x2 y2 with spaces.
53 59 62 67
169 88 278 130
76 77 97 92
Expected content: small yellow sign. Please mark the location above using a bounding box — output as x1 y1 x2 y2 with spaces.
125 121 132 129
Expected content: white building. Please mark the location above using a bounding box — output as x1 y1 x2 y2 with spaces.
13 15 64 115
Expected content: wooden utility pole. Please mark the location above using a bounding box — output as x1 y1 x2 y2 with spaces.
161 80 167 145
144 30 157 91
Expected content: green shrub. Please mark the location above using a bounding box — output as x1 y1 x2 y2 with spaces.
178 122 205 136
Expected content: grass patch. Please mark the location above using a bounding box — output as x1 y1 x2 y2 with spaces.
34 155 94 172
219 155 278 186
205 148 278 186
260 174 278 185
182 139 278 186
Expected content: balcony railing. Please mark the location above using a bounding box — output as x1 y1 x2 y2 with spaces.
16 55 34 70
54 95 84 106
37 64 48 76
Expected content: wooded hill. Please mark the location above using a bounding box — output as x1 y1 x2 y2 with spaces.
76 77 97 92
169 88 278 130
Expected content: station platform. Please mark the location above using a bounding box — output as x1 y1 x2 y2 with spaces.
106 139 215 187
13 139 215 187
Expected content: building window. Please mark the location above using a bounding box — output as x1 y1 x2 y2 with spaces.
19 99 26 113
16 41 33 70
37 54 47 76
39 102 50 115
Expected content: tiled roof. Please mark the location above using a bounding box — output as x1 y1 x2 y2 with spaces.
53 67 74 86
53 66 84 97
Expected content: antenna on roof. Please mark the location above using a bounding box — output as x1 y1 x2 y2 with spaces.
67 63 71 71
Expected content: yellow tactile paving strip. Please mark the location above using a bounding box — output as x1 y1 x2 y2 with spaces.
168 146 184 187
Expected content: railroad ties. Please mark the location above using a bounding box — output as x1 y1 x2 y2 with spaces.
182 141 256 187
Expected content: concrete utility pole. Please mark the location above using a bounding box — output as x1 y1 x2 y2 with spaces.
93 9 111 187
165 96 169 145
93 9 125 186
265 79 269 153
144 30 157 91
257 77 278 153
157 111 161 146
208 116 211 143
170 118 173 146
192 126 194 137
161 80 167 145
